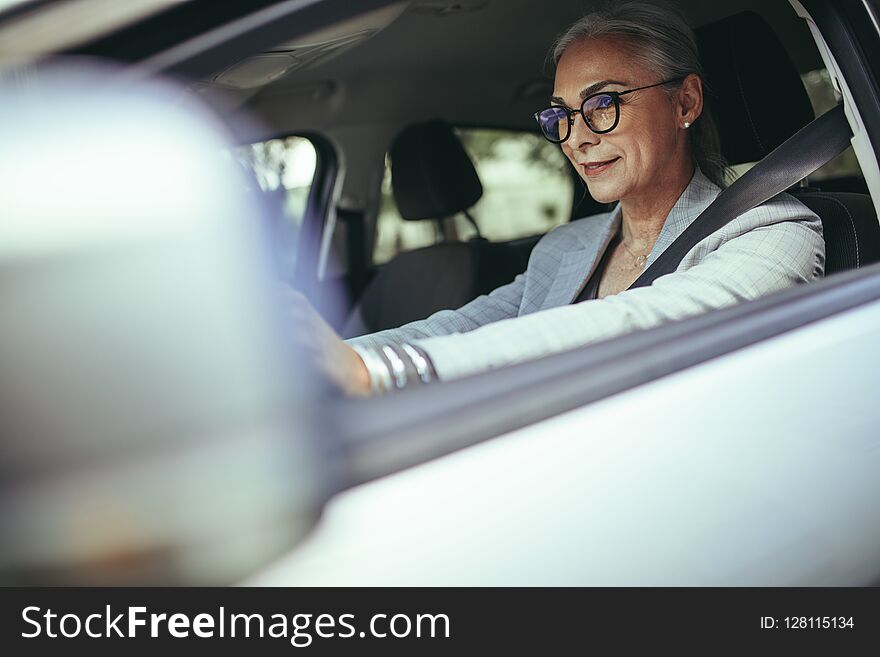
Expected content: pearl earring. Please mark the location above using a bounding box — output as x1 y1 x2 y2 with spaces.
683 121 691 128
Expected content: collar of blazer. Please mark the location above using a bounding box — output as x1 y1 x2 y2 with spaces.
541 167 722 310
646 167 722 267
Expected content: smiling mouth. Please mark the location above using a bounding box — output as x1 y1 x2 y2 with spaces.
582 157 620 175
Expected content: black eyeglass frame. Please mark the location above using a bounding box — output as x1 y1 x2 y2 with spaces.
535 76 687 143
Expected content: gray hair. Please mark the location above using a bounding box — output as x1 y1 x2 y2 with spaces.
551 0 729 188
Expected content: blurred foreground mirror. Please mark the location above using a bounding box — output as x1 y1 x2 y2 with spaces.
0 61 328 584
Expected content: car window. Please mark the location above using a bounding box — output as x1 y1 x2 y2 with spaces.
729 68 862 185
233 135 318 275
373 129 574 265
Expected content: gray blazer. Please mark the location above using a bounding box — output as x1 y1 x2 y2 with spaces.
349 169 825 380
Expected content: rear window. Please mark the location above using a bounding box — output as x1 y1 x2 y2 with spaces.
373 129 574 265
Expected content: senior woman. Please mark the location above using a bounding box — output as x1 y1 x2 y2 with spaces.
291 0 824 396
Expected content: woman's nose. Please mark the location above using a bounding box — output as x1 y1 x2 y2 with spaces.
569 112 599 149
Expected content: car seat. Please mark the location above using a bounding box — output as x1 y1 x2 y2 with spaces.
696 10 880 273
342 119 526 337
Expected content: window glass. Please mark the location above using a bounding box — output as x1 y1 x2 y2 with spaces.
233 136 318 274
373 129 573 265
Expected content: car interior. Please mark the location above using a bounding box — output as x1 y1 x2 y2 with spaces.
4 0 866 335
4 0 880 585
0 2 874 411
116 0 880 335
138 0 880 482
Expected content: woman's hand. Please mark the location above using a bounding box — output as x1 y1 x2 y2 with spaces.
278 286 371 396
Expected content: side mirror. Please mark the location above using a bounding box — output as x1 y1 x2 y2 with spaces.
0 61 328 584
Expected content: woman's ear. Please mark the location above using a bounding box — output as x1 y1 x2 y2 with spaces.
678 73 703 127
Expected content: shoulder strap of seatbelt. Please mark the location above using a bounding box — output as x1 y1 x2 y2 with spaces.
629 104 852 289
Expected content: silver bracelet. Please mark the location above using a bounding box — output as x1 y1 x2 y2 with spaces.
381 345 408 389
351 345 393 395
401 343 432 383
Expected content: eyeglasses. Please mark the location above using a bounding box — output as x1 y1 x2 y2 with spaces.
534 77 685 143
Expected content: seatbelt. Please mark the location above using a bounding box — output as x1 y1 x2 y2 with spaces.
630 104 852 289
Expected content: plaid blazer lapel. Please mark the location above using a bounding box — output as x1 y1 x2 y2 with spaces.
529 168 720 314
538 207 620 311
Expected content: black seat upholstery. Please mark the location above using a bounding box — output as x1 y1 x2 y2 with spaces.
695 12 815 164
795 192 880 271
344 241 526 335
389 119 483 221
697 11 880 274
342 120 525 337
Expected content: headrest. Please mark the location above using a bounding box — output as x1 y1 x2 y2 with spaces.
695 11 815 164
390 119 483 221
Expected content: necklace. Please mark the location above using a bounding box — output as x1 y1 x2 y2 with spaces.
619 238 650 268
